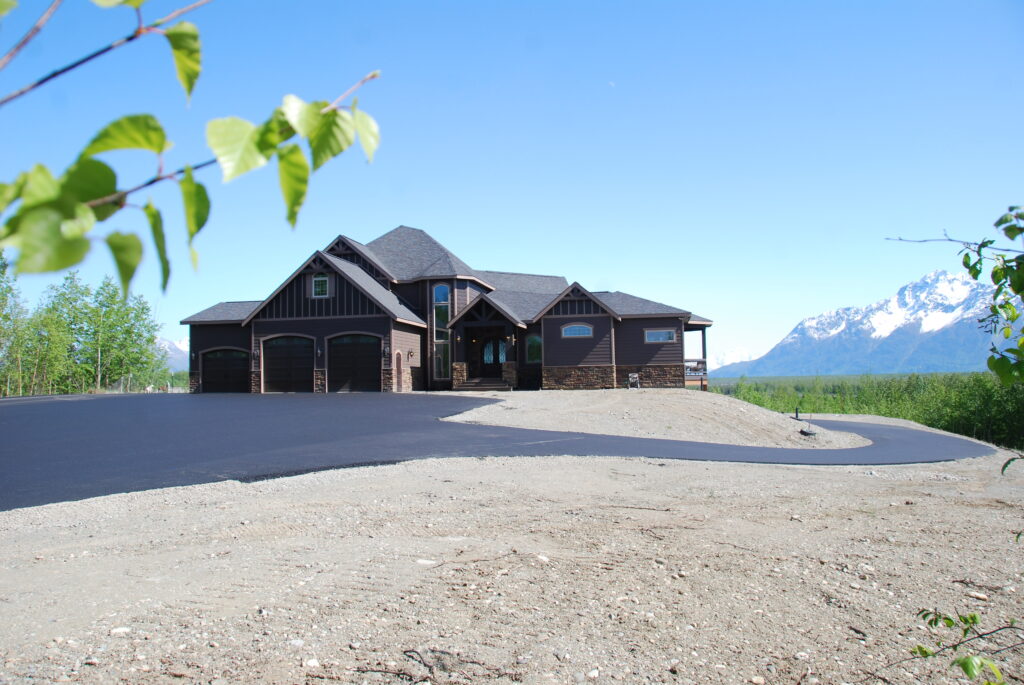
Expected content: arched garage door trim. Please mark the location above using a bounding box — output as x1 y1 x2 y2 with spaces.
327 332 382 392
199 346 250 393
261 334 315 393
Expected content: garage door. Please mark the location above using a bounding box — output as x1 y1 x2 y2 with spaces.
263 336 314 392
201 349 249 393
328 334 380 392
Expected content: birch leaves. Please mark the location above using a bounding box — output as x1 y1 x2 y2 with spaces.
0 0 379 294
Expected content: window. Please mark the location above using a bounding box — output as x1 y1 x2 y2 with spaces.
644 329 677 343
561 323 593 338
312 274 328 298
433 283 451 378
526 335 542 363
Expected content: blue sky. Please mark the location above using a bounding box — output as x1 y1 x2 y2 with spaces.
2 0 1022 367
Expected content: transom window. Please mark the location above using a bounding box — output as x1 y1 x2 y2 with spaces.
312 273 329 298
561 323 593 338
645 328 677 343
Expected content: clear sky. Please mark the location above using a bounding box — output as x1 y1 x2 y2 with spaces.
2 0 1022 367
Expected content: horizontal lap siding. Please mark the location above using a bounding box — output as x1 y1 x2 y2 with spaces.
190 324 251 372
254 317 389 370
543 315 613 366
255 274 382 319
615 318 684 365
392 324 422 368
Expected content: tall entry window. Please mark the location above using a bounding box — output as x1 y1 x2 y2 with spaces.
433 283 450 379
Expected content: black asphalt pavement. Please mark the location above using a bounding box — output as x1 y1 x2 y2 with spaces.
0 393 995 511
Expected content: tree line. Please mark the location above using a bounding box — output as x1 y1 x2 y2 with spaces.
0 251 170 396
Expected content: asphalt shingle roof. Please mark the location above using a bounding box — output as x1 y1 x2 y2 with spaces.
473 270 568 294
181 301 262 324
320 253 426 324
365 226 477 280
591 291 689 317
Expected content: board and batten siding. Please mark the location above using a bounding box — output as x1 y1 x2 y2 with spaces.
253 317 389 370
255 273 383 320
542 314 613 366
614 318 685 365
189 324 251 372
391 324 422 368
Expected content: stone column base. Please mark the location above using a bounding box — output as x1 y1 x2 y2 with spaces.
451 362 467 387
314 369 326 393
188 372 200 393
502 361 517 388
250 370 261 393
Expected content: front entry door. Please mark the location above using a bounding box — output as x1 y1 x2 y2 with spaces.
478 336 505 378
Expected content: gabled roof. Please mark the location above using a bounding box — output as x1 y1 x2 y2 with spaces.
240 251 426 327
365 226 487 283
181 301 262 324
473 270 568 294
446 292 528 329
319 253 425 326
533 281 621 321
324 235 396 281
591 291 689 318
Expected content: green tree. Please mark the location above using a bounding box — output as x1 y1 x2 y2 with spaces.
0 0 379 292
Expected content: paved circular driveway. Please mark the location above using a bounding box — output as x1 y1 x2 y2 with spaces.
0 393 995 511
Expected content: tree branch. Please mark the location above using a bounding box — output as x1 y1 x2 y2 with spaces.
86 158 217 211
0 0 214 111
321 70 381 113
0 0 64 73
887 234 1024 254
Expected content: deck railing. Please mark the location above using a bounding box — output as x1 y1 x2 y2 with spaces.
684 358 707 376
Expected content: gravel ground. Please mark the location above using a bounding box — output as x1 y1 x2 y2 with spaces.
442 390 870 449
0 391 1021 685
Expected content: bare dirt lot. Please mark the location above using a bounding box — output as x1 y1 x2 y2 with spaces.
0 390 1021 684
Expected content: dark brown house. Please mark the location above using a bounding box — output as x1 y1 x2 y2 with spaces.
182 226 712 393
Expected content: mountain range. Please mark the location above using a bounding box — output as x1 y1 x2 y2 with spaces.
712 271 997 377
157 337 190 372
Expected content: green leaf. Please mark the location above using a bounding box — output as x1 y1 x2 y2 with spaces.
353 108 380 162
60 202 96 238
206 117 269 182
256 108 296 156
20 164 61 208
1005 223 1023 241
953 655 985 679
277 144 309 227
994 213 1014 228
13 206 89 273
105 231 142 295
0 174 25 214
90 0 124 7
0 0 17 19
179 166 209 243
143 201 169 291
82 115 169 157
309 109 355 170
281 95 322 138
189 245 198 270
61 158 120 220
164 21 201 99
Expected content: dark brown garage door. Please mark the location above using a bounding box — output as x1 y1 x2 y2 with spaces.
201 349 249 393
263 336 314 392
328 334 380 392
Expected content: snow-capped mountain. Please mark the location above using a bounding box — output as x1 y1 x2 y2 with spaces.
156 337 190 372
713 271 997 377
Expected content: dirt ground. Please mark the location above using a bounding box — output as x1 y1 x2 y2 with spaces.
0 390 1021 684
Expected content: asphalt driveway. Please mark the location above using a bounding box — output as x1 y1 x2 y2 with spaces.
0 393 995 511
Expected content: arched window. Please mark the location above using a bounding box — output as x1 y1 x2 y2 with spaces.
526 334 542 363
561 323 593 338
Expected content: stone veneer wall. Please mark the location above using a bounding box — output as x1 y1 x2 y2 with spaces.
381 368 394 392
614 364 686 389
313 369 326 393
542 365 616 390
249 370 261 393
502 362 517 388
451 362 467 387
189 372 200 393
